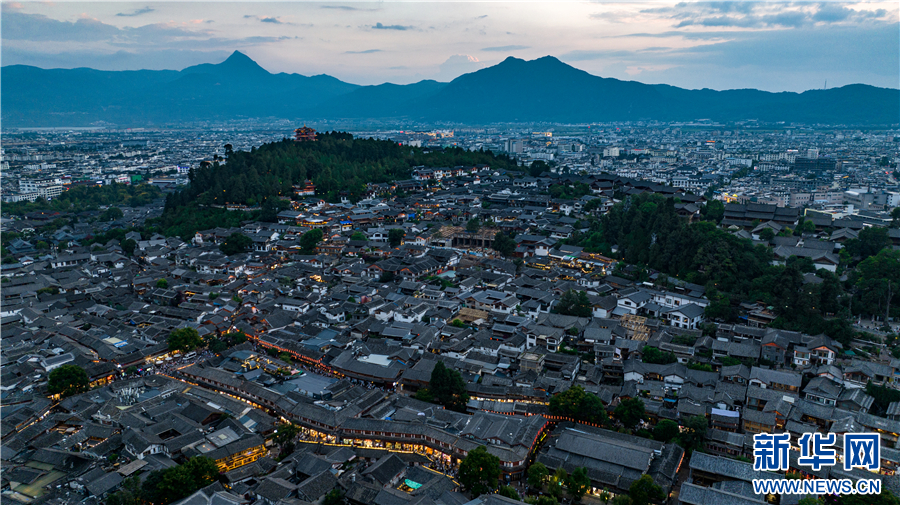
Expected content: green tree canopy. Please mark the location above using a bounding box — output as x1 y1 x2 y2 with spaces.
555 290 592 317
300 228 324 254
679 415 709 454
527 461 549 488
642 346 677 365
565 467 591 503
121 238 137 256
141 456 220 505
48 364 89 397
168 327 203 352
219 232 252 256
614 397 646 430
549 467 568 500
323 489 346 505
389 228 405 247
100 206 124 222
549 385 608 425
610 496 633 505
459 446 500 496
628 475 664 505
156 278 168 289
847 226 891 260
652 419 680 443
422 361 470 412
854 248 900 323
350 231 367 241
498 486 521 501
493 231 517 257
467 218 482 233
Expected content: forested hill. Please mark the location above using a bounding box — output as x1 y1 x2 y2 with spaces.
156 131 519 237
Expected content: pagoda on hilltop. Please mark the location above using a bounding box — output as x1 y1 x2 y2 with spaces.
293 126 317 142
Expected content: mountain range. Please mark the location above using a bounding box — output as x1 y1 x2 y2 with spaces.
3 50 898 127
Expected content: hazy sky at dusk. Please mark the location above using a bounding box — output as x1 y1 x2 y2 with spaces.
2 1 897 92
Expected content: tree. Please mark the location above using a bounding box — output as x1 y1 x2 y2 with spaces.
105 475 143 505
156 278 169 289
855 249 900 323
273 422 300 456
300 228 324 254
219 232 252 256
498 486 521 501
848 226 891 260
168 327 203 352
642 346 677 365
599 490 611 504
35 240 49 250
425 361 469 412
121 238 137 256
527 461 549 489
142 456 220 505
350 231 367 241
679 415 708 454
100 206 124 222
389 228 405 247
493 232 517 257
565 467 591 503
549 385 607 425
628 475 664 505
652 419 679 443
458 446 500 496
701 200 725 224
555 290 592 317
466 218 481 233
759 227 775 242
614 397 646 430
550 467 567 500
48 364 89 397
323 489 346 505
610 496 633 505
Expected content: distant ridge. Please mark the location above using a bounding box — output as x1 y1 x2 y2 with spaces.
2 51 897 127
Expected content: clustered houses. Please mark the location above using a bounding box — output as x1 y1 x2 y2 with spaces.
4 127 900 505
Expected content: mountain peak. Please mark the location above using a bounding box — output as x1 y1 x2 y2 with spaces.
219 51 268 74
224 51 252 64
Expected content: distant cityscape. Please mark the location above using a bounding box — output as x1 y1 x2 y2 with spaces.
2 118 900 505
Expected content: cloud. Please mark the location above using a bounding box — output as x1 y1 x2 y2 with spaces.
116 6 154 17
597 22 899 91
321 5 379 11
345 49 382 54
371 22 413 31
244 15 283 24
0 46 232 70
435 54 484 81
644 1 892 30
561 49 635 61
481 45 530 52
2 12 120 41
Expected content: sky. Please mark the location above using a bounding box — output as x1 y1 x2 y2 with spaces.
2 1 898 92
